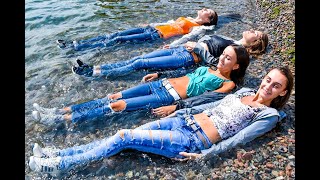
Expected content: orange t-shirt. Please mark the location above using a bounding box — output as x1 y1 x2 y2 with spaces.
154 17 200 39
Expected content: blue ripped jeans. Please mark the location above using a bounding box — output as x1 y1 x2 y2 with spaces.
73 26 160 51
99 46 196 77
70 80 176 123
55 115 213 171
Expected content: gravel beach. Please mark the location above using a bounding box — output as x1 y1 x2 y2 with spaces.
202 0 296 179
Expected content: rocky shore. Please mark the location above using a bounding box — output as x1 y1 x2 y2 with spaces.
159 1 296 179
199 0 296 179
96 1 296 179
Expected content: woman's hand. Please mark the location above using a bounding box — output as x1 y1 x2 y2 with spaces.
152 105 177 117
184 41 197 51
172 152 203 161
142 73 159 82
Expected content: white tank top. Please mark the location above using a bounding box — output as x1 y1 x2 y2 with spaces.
203 92 267 139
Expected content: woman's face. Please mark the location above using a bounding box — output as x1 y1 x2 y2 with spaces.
197 8 215 22
258 69 288 101
242 29 263 44
217 46 239 71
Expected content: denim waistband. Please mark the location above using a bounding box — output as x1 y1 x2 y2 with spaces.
161 78 181 101
146 26 161 39
182 114 212 149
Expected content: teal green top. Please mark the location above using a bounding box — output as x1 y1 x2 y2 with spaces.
186 66 232 97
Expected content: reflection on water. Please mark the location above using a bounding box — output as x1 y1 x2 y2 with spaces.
25 0 259 178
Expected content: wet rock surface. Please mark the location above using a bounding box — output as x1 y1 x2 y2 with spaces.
204 0 296 179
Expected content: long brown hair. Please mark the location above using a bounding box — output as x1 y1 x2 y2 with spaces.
245 32 269 56
270 66 294 109
229 44 250 85
203 10 218 26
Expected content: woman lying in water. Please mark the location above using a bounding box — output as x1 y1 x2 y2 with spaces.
71 29 268 78
56 8 217 51
32 44 249 126
28 66 294 176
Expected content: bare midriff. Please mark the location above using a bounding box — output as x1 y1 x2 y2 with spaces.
193 113 221 144
168 76 189 99
168 75 221 144
190 52 201 63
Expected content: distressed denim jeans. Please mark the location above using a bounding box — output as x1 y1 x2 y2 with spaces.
70 96 111 123
99 46 196 77
56 115 212 170
73 26 160 51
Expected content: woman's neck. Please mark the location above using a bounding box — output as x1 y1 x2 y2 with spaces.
215 68 231 80
192 17 204 25
238 38 249 47
252 93 272 107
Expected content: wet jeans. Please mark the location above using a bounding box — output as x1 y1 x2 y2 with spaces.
73 26 160 51
70 96 111 123
99 46 196 77
69 79 177 123
56 115 213 170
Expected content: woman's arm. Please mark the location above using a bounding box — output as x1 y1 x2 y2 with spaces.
152 91 228 117
193 43 219 66
169 25 213 48
175 91 228 110
173 99 223 117
214 81 236 93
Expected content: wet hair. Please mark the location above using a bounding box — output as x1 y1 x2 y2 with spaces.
245 32 269 56
229 44 250 85
203 10 218 26
269 66 294 109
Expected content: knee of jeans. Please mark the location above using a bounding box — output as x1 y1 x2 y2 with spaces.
131 59 145 69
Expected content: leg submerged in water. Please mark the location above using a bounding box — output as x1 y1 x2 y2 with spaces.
28 125 193 175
